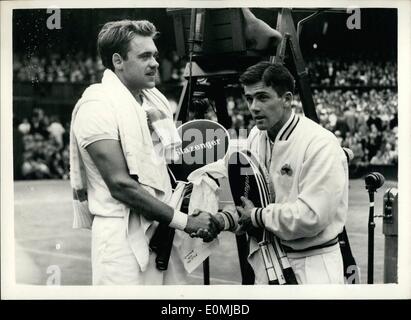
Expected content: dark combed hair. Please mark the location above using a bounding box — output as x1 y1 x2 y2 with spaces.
239 61 295 96
97 20 159 71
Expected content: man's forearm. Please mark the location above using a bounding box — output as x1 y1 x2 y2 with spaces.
250 200 328 241
110 177 174 224
84 139 186 229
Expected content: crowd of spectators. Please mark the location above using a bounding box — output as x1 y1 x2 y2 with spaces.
226 88 398 169
15 108 70 180
313 89 398 167
13 51 187 86
307 59 397 87
13 52 105 84
14 52 397 89
13 51 398 179
14 87 398 180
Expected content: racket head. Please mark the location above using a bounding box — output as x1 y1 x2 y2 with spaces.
243 149 273 204
227 151 265 208
251 162 270 207
168 119 230 183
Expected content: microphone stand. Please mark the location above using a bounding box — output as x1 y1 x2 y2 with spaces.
365 172 385 284
367 186 376 284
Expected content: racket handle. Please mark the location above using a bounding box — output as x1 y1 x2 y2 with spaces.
155 226 175 271
235 234 255 284
150 223 175 271
283 267 298 284
271 234 298 284
149 223 166 252
150 183 191 271
266 240 287 285
259 241 279 285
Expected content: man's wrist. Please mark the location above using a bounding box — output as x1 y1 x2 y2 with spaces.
169 209 188 231
218 211 236 231
251 207 265 228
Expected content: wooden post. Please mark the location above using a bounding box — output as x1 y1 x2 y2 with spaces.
272 8 318 123
383 188 398 283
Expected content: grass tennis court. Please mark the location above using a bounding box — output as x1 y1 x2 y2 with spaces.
14 178 397 285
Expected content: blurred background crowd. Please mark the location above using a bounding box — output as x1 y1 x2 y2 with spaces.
13 53 398 180
14 51 397 88
12 8 398 180
13 51 187 86
14 108 70 180
219 87 398 170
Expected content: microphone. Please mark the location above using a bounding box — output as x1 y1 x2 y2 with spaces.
365 172 385 191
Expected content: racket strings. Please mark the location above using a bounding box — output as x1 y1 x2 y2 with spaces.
245 151 294 285
228 151 297 284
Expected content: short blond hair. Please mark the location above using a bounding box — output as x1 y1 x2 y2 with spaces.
97 20 159 71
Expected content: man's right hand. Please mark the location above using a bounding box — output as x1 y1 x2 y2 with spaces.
145 105 167 130
184 209 221 242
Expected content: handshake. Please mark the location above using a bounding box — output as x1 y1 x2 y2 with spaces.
182 199 253 242
183 209 225 243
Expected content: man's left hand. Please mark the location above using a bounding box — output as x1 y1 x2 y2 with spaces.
236 196 255 232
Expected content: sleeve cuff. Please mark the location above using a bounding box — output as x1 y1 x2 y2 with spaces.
81 134 119 148
169 209 188 231
251 207 265 228
220 210 236 231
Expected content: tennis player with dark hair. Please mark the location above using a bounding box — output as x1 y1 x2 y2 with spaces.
70 20 219 285
235 61 349 284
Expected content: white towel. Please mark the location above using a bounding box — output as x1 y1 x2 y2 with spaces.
70 70 182 271
70 99 94 229
173 160 228 273
141 87 182 152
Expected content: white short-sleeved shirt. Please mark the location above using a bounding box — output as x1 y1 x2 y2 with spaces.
73 98 173 218
73 101 127 217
